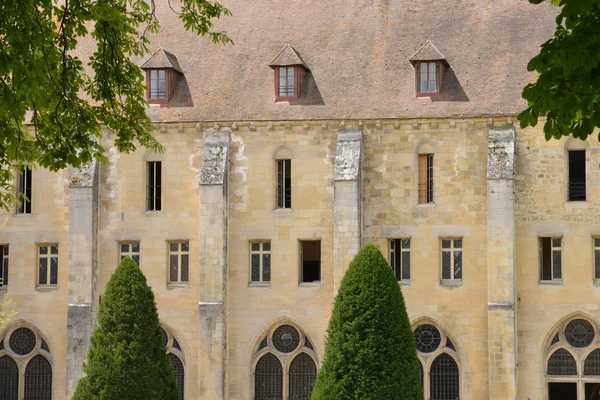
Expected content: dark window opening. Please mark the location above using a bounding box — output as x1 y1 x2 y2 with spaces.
419 154 433 203
288 353 317 400
301 241 321 283
24 355 52 400
254 353 283 400
549 382 577 400
540 237 562 281
18 166 32 214
0 356 19 400
167 353 185 400
0 245 8 287
430 353 459 400
147 161 162 211
277 159 291 209
586 383 600 400
568 150 586 201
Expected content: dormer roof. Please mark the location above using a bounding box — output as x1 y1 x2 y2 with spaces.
140 48 183 73
269 44 307 69
409 41 448 66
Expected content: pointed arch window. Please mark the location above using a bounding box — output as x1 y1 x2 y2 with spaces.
167 353 185 400
0 356 19 400
255 353 283 400
430 353 459 400
289 353 317 400
160 326 185 399
24 355 52 400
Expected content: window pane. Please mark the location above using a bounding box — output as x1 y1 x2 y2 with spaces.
454 239 462 249
553 250 562 279
39 246 48 255
0 356 19 400
132 243 140 252
454 251 462 279
441 240 451 249
151 70 158 80
24 355 52 400
401 239 410 249
181 242 189 252
263 242 270 251
287 67 295 94
132 255 140 265
251 254 260 282
255 353 283 400
430 353 459 400
429 62 437 92
167 354 185 400
39 258 48 285
50 257 58 285
252 243 260 252
50 246 58 254
552 238 561 248
121 243 129 253
595 238 600 247
263 253 270 282
441 251 451 279
181 254 189 282
288 353 317 400
595 250 600 279
170 255 178 282
170 243 179 252
401 251 411 280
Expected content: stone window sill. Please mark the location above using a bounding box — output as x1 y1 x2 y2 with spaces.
593 280 600 287
273 208 293 214
398 281 411 287
416 203 435 208
538 280 563 286
144 210 162 216
439 280 463 287
35 285 58 292
249 282 270 288
167 282 189 289
299 282 321 288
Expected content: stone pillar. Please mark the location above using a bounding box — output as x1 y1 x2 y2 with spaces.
198 131 229 400
333 129 362 293
487 126 517 400
66 161 98 398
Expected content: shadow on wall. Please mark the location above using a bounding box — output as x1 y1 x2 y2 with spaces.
168 75 194 108
295 72 325 106
432 67 469 103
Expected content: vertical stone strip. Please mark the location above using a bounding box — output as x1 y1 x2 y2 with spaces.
198 131 229 400
66 161 98 398
487 126 517 400
333 129 362 293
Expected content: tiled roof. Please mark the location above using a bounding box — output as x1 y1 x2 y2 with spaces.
410 41 448 65
74 0 558 121
269 44 308 68
139 48 183 73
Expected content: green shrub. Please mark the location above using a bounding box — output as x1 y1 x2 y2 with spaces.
73 257 178 400
311 244 422 400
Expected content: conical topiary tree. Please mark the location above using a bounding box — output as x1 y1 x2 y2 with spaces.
311 244 422 400
73 257 179 400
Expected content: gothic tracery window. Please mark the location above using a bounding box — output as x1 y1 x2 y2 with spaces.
160 326 185 400
253 323 317 400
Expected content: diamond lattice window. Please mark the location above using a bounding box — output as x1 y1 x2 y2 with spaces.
390 239 411 281
120 242 140 265
250 242 271 283
441 239 462 281
38 245 58 286
169 242 189 284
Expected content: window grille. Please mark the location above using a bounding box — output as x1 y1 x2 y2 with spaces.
254 353 283 400
565 319 595 348
272 325 300 354
568 150 586 201
418 154 434 203
24 355 52 400
430 353 460 400
120 242 140 265
594 238 600 280
419 62 438 93
0 245 8 288
9 328 36 356
150 69 167 100
147 161 162 211
250 242 271 283
278 67 296 97
288 353 317 400
548 348 577 375
585 349 600 376
419 360 424 389
168 353 185 400
0 356 19 400
540 237 561 281
276 159 291 209
390 239 411 281
414 324 442 353
160 328 169 348
441 239 462 281
18 166 32 214
169 242 190 283
37 245 58 287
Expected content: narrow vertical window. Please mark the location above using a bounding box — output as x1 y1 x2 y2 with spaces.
568 150 586 201
278 66 296 98
147 161 162 211
150 69 167 100
595 238 600 281
120 242 140 265
430 353 459 400
441 239 462 281
300 240 321 283
18 166 32 214
540 237 562 282
250 241 271 283
24 355 52 400
419 154 434 203
254 353 283 400
0 245 8 288
169 242 189 284
38 245 58 286
276 159 291 209
418 62 438 94
389 239 411 282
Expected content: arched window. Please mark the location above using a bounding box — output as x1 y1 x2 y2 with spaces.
430 353 459 400
547 348 577 376
584 348 600 376
289 353 317 400
24 355 52 400
0 356 19 400
413 322 460 399
253 323 318 400
167 353 185 400
255 353 283 400
160 326 185 399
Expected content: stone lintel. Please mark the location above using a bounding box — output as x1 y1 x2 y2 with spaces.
200 131 229 185
487 126 515 179
69 160 98 187
488 301 515 311
334 129 362 181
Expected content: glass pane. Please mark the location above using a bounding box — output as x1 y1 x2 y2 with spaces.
132 243 140 252
50 246 58 254
50 257 58 285
441 240 451 249
441 251 451 279
181 254 189 282
170 243 179 252
429 62 436 92
390 240 395 251
553 250 562 279
151 70 158 80
420 78 428 93
158 69 165 80
132 255 140 265
170 255 178 282
430 354 459 400
263 254 270 282
121 243 129 253
402 239 410 249
454 239 463 249
263 242 270 251
401 251 410 280
595 250 600 279
251 243 260 252
251 254 260 282
552 238 561 248
595 238 600 247
181 242 189 252
287 67 295 94
39 258 48 285
454 251 462 279
289 353 317 400
39 246 48 255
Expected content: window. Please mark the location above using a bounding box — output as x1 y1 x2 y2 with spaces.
389 239 410 282
0 246 8 288
160 327 185 399
276 159 291 209
253 324 317 400
277 66 297 101
418 62 439 95
300 240 321 283
540 237 561 282
169 242 189 284
419 154 433 203
24 355 52 400
38 245 58 287
568 150 586 201
441 239 462 281
250 242 271 283
17 167 32 214
120 242 140 265
147 161 162 211
147 69 168 103
595 238 600 280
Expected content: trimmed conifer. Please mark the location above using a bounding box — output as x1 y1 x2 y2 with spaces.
73 257 179 400
311 244 422 400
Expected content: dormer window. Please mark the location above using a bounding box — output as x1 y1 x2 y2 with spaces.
269 45 308 103
140 48 183 105
410 41 448 97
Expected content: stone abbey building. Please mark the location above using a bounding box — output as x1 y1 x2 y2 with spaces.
0 1 598 399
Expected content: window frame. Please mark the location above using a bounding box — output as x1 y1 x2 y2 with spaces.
276 159 292 209
249 241 271 285
594 238 600 282
274 66 300 102
416 61 442 97
300 240 321 284
568 150 586 202
168 241 190 285
146 68 170 104
0 245 8 289
389 238 411 283
419 154 434 204
539 237 562 283
119 241 140 266
147 161 162 211
17 166 32 214
36 244 58 288
440 238 463 283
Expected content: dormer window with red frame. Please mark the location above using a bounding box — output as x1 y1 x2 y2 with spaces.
410 41 448 97
139 48 183 105
269 45 308 103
